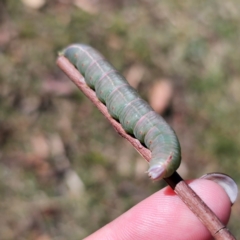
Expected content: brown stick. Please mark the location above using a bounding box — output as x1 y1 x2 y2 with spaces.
57 56 236 240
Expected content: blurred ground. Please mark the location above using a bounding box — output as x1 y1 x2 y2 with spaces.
0 0 240 239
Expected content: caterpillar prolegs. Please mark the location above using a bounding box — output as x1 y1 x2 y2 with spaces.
62 44 181 180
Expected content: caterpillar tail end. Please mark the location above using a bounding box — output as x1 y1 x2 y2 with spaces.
148 165 166 181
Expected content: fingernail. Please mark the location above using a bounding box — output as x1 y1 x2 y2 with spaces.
200 172 238 205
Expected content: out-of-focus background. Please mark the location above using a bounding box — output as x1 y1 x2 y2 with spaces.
0 0 239 239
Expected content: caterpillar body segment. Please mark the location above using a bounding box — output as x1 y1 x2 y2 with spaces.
63 44 181 180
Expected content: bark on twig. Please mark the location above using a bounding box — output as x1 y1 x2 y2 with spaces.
57 56 236 240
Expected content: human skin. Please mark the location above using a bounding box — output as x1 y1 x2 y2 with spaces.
84 179 232 240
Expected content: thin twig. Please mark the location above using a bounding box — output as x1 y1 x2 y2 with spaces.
57 56 236 240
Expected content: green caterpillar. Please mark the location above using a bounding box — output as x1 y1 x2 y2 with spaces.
62 44 181 180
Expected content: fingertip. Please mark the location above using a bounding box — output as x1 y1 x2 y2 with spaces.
189 179 232 225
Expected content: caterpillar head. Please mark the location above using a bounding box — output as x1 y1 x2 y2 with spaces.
148 154 174 180
148 164 166 180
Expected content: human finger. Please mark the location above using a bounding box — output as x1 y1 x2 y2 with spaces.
84 179 232 240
